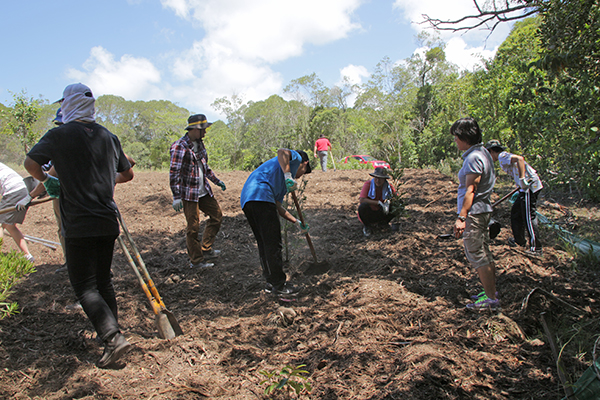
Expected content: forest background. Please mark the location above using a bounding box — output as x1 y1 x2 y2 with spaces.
1 0 599 201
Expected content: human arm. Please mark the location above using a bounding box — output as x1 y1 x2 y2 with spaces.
29 165 58 198
277 148 297 191
24 156 60 198
454 173 481 238
510 154 530 189
313 142 318 158
276 201 309 232
115 151 134 184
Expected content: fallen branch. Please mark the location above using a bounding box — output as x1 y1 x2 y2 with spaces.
424 190 452 208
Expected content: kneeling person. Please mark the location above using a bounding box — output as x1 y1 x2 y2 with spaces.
358 167 396 237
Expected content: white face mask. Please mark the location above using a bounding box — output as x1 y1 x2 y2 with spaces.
61 91 96 124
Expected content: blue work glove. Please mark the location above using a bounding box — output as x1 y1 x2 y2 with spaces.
42 174 60 198
284 172 297 192
172 199 183 212
217 181 226 191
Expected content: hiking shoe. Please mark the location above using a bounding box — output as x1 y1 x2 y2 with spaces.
96 332 131 368
470 291 499 300
466 295 500 310
25 254 35 263
265 282 301 296
524 248 543 257
203 249 221 259
190 261 214 269
508 237 519 247
363 226 372 237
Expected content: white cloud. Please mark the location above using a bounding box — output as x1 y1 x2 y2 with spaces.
393 0 513 71
66 46 164 101
340 64 369 86
444 37 497 71
161 0 365 116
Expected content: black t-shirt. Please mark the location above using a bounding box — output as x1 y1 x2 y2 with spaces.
27 121 131 238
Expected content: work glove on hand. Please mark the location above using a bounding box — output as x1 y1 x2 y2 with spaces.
296 220 310 234
284 172 297 192
172 199 183 212
217 181 226 191
378 200 390 215
16 194 32 211
42 174 60 198
518 177 531 190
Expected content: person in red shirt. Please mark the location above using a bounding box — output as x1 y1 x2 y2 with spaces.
313 134 332 172
358 167 396 237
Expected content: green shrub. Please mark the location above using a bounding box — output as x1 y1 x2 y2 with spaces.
0 247 36 319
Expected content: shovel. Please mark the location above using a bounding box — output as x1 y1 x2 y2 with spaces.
489 188 519 239
117 210 183 339
329 150 337 172
0 196 53 215
290 191 318 263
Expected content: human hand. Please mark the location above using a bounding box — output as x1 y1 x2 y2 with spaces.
217 181 226 191
284 172 297 192
298 221 309 234
378 200 390 215
42 174 60 198
172 199 183 212
454 218 466 238
519 177 531 190
16 194 32 211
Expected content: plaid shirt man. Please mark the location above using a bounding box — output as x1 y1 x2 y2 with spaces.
169 134 220 201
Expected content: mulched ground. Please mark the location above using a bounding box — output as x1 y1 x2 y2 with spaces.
1 168 598 399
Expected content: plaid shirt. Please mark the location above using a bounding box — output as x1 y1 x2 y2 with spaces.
169 134 220 201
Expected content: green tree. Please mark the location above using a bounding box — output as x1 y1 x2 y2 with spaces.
0 91 43 154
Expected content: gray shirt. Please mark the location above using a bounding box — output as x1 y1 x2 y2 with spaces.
457 144 495 215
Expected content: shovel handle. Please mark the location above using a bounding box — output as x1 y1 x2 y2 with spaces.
117 236 162 315
117 211 168 309
0 196 53 215
492 188 519 209
290 191 318 263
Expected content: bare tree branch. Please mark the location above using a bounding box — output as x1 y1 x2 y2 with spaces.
421 0 540 34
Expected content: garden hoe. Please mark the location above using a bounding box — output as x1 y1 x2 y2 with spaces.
291 191 318 263
117 210 183 340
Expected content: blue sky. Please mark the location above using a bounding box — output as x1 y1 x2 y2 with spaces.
0 0 516 121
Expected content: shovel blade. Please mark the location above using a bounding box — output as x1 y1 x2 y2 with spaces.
155 310 183 339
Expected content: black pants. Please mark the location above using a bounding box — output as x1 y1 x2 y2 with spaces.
511 190 541 251
358 203 394 227
242 201 286 287
66 235 120 342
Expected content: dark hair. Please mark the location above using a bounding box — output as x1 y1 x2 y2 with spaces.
450 117 482 146
296 150 312 174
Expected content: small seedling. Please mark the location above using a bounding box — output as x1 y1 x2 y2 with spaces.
258 364 312 397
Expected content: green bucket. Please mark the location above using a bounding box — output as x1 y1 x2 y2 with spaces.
564 358 600 400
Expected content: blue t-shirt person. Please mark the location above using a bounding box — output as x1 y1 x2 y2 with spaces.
240 150 303 208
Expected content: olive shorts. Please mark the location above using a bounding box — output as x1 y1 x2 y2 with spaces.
463 212 494 269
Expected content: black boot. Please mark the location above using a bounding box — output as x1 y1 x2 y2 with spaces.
96 332 131 368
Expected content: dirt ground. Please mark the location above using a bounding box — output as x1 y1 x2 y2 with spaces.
1 168 599 399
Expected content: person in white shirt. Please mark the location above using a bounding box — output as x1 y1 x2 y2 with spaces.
485 140 543 254
0 162 34 262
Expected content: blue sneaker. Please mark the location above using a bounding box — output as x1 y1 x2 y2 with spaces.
466 295 500 310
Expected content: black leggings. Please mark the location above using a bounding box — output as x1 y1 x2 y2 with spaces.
66 235 120 342
243 201 286 287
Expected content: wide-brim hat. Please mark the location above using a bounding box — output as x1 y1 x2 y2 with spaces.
185 113 212 130
485 139 506 152
369 167 390 179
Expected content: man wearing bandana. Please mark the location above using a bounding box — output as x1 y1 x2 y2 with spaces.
24 83 134 368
